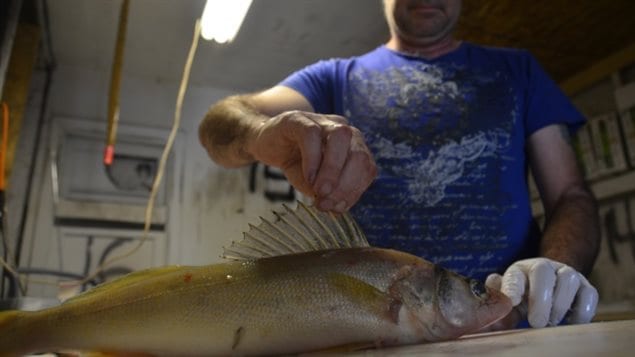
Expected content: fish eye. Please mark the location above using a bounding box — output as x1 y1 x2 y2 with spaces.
470 280 488 299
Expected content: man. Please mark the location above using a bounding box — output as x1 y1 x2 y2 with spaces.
198 0 600 329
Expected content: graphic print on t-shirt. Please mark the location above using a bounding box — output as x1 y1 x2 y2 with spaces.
345 60 522 279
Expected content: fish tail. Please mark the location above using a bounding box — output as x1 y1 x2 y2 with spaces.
0 310 31 357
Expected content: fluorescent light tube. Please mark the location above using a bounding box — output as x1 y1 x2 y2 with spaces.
201 0 253 43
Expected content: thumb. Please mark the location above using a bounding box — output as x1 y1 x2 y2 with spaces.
485 273 502 290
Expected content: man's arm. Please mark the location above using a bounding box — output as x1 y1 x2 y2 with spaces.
487 123 600 329
527 123 600 274
198 86 377 212
198 86 314 167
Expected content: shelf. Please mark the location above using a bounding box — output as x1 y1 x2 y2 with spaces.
531 170 635 217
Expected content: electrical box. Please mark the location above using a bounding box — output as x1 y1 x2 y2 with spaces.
51 118 181 230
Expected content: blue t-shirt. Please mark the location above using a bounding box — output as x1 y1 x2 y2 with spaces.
280 43 585 280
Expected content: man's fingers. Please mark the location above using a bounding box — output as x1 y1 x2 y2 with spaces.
290 112 353 196
549 266 580 326
308 125 375 212
497 258 599 329
302 111 348 124
283 113 324 186
500 265 527 306
317 127 376 212
567 277 599 324
313 125 353 210
321 148 376 212
283 166 315 198
272 111 375 212
527 260 557 328
311 113 349 125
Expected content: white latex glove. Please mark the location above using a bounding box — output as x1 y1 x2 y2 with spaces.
486 258 599 328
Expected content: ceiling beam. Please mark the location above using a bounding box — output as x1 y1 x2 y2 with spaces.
560 42 635 96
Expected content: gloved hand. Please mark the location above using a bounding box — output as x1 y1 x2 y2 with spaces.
486 258 599 328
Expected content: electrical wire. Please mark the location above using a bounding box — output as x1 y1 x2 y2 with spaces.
96 237 131 281
70 18 203 286
104 0 130 166
0 12 202 293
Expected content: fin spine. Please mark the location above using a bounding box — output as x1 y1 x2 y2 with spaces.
244 225 286 255
288 203 330 250
259 216 303 253
300 201 342 248
273 210 313 252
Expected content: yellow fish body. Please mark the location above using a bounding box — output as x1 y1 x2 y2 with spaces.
0 203 512 356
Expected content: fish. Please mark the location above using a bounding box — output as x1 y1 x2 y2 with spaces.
0 202 512 356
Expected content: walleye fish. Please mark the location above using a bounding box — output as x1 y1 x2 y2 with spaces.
0 202 512 356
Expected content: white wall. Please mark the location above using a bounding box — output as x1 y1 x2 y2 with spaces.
12 63 291 298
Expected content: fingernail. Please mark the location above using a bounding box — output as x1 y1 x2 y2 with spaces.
334 201 347 212
319 183 332 196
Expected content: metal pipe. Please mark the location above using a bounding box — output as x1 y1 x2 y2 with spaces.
104 0 130 166
11 0 57 297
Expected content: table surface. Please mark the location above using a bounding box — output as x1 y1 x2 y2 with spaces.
305 319 635 357
22 318 635 356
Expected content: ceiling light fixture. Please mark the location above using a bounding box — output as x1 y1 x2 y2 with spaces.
200 0 253 43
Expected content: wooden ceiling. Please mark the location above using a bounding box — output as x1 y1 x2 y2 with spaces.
455 0 635 83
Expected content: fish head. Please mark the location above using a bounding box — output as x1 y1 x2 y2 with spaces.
395 263 513 341
435 267 513 335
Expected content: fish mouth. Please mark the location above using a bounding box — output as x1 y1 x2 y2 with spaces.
484 286 514 313
434 267 513 333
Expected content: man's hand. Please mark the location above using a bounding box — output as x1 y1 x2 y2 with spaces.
486 258 599 328
249 110 377 212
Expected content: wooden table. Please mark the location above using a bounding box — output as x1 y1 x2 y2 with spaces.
307 319 635 356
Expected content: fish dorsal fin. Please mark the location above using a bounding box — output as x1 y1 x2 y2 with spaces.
222 201 369 261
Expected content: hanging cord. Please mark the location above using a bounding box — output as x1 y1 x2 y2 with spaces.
0 18 202 291
73 18 202 286
104 0 129 167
